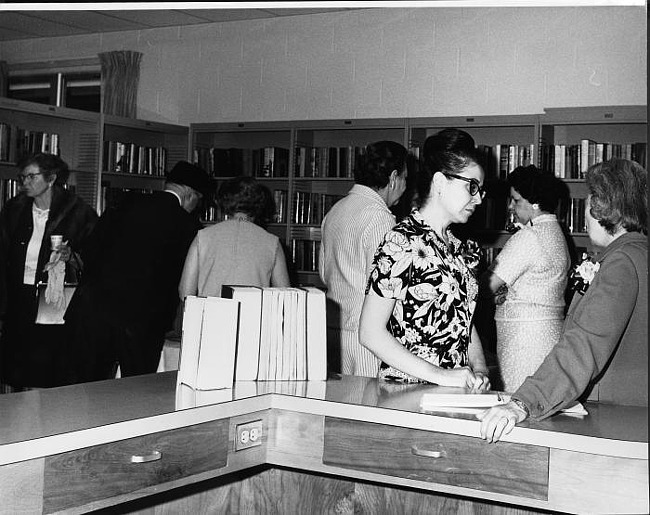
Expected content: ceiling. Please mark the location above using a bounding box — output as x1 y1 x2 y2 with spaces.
0 7 361 42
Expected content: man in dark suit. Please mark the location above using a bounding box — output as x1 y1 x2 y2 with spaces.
65 161 214 382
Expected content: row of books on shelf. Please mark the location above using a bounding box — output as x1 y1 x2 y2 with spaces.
291 239 320 273
193 146 290 178
477 144 535 180
202 205 219 222
1 124 61 162
103 141 168 177
18 129 60 159
200 189 289 224
0 123 11 161
293 191 344 225
292 143 532 180
0 178 19 204
411 143 534 181
100 185 154 212
566 197 588 234
177 286 326 390
202 189 341 227
0 126 61 162
1 179 77 209
294 145 367 178
540 141 647 179
193 139 646 183
273 189 288 223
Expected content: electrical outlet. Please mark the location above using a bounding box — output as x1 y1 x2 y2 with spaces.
235 420 263 451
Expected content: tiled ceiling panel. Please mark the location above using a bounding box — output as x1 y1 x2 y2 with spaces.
25 11 146 33
0 8 359 42
177 9 278 23
97 9 226 27
0 12 91 38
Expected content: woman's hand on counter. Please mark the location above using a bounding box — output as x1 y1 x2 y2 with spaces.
477 401 528 443
470 371 491 392
435 366 480 389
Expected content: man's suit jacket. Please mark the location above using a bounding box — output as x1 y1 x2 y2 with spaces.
69 191 200 330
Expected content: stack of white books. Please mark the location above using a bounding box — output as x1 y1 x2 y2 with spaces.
177 286 327 391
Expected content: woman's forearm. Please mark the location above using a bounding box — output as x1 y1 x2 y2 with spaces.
360 324 443 383
468 325 488 374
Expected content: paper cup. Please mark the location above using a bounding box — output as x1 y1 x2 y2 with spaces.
50 235 63 250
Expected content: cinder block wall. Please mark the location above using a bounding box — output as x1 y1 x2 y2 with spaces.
0 7 646 125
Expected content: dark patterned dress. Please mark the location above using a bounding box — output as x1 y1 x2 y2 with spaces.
366 210 482 383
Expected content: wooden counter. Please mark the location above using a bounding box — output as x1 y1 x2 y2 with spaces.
0 373 647 514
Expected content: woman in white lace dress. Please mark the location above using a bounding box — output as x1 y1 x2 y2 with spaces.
481 166 570 392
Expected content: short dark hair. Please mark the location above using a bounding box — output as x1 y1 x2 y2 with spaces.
354 140 408 189
417 128 479 207
217 176 274 225
586 158 647 235
507 165 565 213
18 153 69 184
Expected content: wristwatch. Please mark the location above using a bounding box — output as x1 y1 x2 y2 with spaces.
510 397 530 417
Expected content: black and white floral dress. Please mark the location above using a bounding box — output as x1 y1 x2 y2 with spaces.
366 210 482 383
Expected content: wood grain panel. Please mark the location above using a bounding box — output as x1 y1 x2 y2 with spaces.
0 458 44 514
353 480 547 515
549 449 649 514
42 418 229 514
323 417 549 500
266 409 324 466
113 467 547 515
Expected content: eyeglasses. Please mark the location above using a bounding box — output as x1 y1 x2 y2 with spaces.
16 172 44 184
443 173 486 199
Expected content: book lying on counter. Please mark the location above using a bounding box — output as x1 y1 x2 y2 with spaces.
420 392 510 414
420 393 589 417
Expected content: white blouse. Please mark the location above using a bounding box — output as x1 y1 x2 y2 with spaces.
23 205 49 285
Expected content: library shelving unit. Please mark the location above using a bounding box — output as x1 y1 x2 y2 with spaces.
190 105 646 287
0 97 100 211
100 114 188 213
290 118 408 286
190 118 408 286
539 105 647 254
0 98 192 216
189 120 293 250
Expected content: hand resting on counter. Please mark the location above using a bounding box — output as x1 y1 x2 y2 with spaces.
477 400 528 443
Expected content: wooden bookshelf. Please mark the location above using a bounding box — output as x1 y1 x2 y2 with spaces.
99 114 188 212
0 97 100 210
539 105 647 252
188 106 646 287
0 99 191 216
189 121 294 274
290 119 407 286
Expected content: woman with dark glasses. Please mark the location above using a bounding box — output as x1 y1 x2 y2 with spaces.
359 128 490 389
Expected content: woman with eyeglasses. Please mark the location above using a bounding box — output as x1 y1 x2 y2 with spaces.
479 165 571 393
0 153 97 392
358 128 490 389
